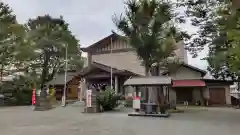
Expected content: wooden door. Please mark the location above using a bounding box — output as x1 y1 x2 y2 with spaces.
209 88 226 105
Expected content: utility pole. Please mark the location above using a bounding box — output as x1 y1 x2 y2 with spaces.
62 44 68 107
110 37 113 89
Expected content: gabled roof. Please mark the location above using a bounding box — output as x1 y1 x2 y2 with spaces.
81 33 120 52
47 71 79 85
182 63 207 76
79 61 141 76
162 63 207 77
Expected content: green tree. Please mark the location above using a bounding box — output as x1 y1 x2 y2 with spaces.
178 0 234 79
17 15 84 88
114 0 184 76
181 0 240 90
114 0 187 108
181 0 240 107
0 2 24 81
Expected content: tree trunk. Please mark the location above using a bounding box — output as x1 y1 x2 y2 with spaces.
237 81 240 106
40 51 50 88
155 64 167 113
159 87 165 105
144 66 150 103
145 66 150 76
154 64 165 106
0 64 3 81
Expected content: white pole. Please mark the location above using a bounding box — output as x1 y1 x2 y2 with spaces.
110 37 113 89
62 44 68 107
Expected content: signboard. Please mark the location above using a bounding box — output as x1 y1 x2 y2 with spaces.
133 92 141 109
86 89 92 107
133 99 140 109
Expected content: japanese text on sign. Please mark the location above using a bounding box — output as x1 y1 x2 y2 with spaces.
86 90 92 107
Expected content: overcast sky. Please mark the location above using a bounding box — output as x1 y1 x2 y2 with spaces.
1 0 208 69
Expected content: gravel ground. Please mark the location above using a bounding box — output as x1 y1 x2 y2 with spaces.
0 106 240 135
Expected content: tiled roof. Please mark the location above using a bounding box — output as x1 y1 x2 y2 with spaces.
162 63 207 76
47 72 79 85
81 33 120 52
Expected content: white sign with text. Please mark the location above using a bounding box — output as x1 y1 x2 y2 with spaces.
86 90 92 107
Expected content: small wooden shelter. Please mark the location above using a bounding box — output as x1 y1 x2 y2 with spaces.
124 76 172 114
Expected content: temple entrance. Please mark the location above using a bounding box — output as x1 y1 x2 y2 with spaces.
79 62 139 95
87 78 112 90
175 87 194 104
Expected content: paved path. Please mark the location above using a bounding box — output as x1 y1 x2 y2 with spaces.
0 106 240 135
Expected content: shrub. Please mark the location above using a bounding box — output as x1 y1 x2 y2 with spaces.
14 90 32 105
0 75 33 106
97 88 120 111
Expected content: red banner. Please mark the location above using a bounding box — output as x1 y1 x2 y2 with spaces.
32 88 36 105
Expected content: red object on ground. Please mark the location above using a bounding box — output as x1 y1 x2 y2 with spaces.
172 80 206 87
32 88 36 105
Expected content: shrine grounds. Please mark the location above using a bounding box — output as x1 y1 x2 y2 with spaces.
0 105 240 135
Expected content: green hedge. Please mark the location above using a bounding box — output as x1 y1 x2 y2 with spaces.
13 90 32 105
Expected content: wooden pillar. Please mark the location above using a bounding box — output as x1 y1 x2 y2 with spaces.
78 81 81 101
87 53 92 67
136 86 139 97
79 79 86 102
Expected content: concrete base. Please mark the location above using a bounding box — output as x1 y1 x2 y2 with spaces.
84 107 99 113
128 112 170 118
34 105 52 111
34 96 52 111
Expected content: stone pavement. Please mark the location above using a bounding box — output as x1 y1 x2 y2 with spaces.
0 106 240 135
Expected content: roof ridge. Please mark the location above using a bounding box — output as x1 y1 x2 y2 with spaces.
181 63 207 74
81 33 119 52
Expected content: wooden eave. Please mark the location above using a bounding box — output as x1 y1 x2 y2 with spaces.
162 63 207 77
79 62 141 77
80 33 119 52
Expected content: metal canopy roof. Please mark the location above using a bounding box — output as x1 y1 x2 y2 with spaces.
124 76 172 86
